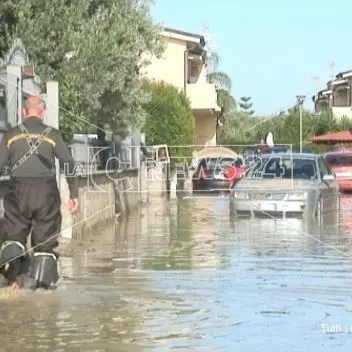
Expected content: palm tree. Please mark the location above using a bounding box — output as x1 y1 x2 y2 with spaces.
208 71 232 92
204 45 236 113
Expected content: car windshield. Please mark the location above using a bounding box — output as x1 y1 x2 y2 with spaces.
243 147 258 155
270 146 287 153
245 156 318 180
325 153 352 166
197 157 237 170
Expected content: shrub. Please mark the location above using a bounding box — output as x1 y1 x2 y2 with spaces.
142 79 195 167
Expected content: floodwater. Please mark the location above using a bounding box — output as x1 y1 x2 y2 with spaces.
1 194 352 351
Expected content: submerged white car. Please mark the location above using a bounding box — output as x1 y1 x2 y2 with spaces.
230 153 340 220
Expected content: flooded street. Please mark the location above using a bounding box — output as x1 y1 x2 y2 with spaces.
1 195 352 351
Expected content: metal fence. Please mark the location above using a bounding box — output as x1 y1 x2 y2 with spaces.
69 131 144 174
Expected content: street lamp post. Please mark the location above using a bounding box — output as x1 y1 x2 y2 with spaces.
296 95 306 153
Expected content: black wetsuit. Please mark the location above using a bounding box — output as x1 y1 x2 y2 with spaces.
0 116 78 254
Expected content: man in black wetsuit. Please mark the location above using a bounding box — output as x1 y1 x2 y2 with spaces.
0 95 79 289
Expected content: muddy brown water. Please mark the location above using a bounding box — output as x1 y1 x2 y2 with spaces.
1 195 352 351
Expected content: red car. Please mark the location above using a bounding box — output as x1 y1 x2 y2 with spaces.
324 150 352 192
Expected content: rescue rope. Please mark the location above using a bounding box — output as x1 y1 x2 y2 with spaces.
0 204 116 270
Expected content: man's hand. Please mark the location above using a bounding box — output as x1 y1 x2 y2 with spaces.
69 198 79 214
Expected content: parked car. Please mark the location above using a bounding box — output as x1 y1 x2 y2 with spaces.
242 145 289 169
324 150 352 192
192 156 239 192
230 152 340 219
242 144 288 156
269 145 288 153
242 145 260 157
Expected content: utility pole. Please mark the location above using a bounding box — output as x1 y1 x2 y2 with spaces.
296 95 306 153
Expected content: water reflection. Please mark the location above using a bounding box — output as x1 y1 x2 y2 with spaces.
0 296 61 350
112 196 352 351
1 195 352 351
339 194 352 231
115 197 232 271
0 221 151 352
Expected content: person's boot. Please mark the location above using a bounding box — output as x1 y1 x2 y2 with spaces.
0 241 27 288
30 252 60 290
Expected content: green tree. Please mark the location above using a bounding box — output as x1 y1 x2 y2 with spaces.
141 79 195 166
208 72 236 114
246 106 351 151
312 110 351 134
218 98 352 151
217 110 258 150
334 115 352 131
208 71 232 91
276 106 315 148
311 110 336 136
239 96 254 115
2 0 164 141
0 1 18 59
217 89 237 114
204 43 236 114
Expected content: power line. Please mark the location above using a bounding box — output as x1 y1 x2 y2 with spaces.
244 86 325 133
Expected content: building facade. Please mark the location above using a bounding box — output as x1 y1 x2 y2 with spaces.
313 70 352 119
142 27 221 149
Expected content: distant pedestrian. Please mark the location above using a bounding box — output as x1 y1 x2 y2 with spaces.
224 158 246 188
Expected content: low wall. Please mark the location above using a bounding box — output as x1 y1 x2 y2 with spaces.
60 168 140 241
0 162 168 246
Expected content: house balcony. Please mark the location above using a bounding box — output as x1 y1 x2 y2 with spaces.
315 100 330 113
313 88 331 113
186 83 221 113
314 96 330 114
313 70 352 119
331 79 352 118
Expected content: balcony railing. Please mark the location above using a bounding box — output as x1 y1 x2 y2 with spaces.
186 83 220 111
315 101 329 113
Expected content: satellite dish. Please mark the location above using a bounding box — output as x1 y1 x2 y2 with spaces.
266 132 274 147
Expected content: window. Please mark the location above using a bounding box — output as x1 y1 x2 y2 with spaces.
325 153 352 166
318 157 330 179
197 157 236 171
154 146 169 164
188 60 201 83
246 156 318 180
321 158 334 175
332 85 351 107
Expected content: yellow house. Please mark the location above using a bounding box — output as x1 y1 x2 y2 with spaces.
142 27 221 149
